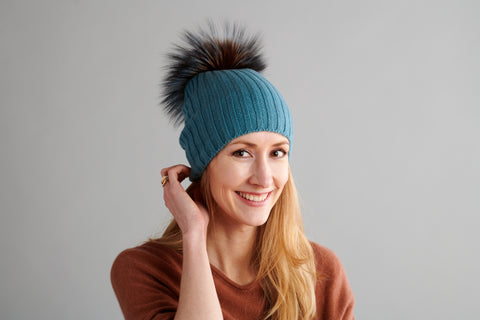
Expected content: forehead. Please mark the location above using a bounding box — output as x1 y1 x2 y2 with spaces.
227 131 289 146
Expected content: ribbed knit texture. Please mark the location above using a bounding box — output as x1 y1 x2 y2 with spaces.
179 68 293 181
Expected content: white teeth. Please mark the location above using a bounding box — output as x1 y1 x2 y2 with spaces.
238 192 268 202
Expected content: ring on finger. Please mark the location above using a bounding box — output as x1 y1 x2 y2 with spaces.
161 175 169 187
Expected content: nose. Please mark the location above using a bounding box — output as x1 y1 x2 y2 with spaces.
249 156 273 188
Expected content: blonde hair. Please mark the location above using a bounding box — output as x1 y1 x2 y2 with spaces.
153 169 317 319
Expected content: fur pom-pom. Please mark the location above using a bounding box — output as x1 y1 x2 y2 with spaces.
161 23 266 125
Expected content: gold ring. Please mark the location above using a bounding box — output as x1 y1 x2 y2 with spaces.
161 175 169 187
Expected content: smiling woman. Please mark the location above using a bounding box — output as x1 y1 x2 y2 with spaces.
110 23 355 320
208 132 290 228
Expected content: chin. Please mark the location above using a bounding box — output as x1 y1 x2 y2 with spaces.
240 206 274 227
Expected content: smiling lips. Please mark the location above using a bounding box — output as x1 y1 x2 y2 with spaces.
236 191 271 203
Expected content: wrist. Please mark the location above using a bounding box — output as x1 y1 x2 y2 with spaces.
182 228 208 250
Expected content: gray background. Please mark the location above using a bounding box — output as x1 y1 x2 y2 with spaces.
1 0 479 319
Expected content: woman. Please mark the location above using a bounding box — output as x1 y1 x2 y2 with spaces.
111 25 355 320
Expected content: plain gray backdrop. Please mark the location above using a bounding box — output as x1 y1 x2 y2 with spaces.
1 0 479 319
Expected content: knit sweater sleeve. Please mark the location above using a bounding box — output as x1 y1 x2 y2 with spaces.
110 242 182 320
312 242 355 320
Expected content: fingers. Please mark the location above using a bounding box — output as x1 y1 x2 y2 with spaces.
161 165 191 187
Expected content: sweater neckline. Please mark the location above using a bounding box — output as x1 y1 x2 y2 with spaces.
209 263 261 291
147 241 261 291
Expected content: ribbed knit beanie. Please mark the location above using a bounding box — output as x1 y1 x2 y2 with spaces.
161 25 293 181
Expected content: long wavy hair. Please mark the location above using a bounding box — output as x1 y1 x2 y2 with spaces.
153 167 317 319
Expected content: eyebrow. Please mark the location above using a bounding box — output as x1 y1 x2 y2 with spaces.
228 140 290 148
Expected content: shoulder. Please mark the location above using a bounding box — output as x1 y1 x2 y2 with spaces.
310 241 345 278
110 241 183 319
112 240 182 267
111 241 182 281
309 241 356 319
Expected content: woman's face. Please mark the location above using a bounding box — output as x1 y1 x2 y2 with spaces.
207 131 290 228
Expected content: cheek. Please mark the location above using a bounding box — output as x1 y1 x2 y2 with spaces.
215 161 250 185
209 160 249 196
273 163 289 189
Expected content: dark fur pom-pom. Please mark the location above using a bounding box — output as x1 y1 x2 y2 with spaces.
161 23 266 125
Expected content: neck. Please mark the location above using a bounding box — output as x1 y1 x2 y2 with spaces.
206 223 258 286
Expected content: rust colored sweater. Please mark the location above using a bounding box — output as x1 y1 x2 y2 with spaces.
111 241 354 320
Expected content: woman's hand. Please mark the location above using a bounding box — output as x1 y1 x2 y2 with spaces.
161 165 223 320
161 165 209 237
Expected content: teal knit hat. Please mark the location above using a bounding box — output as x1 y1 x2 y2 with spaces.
162 25 293 180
